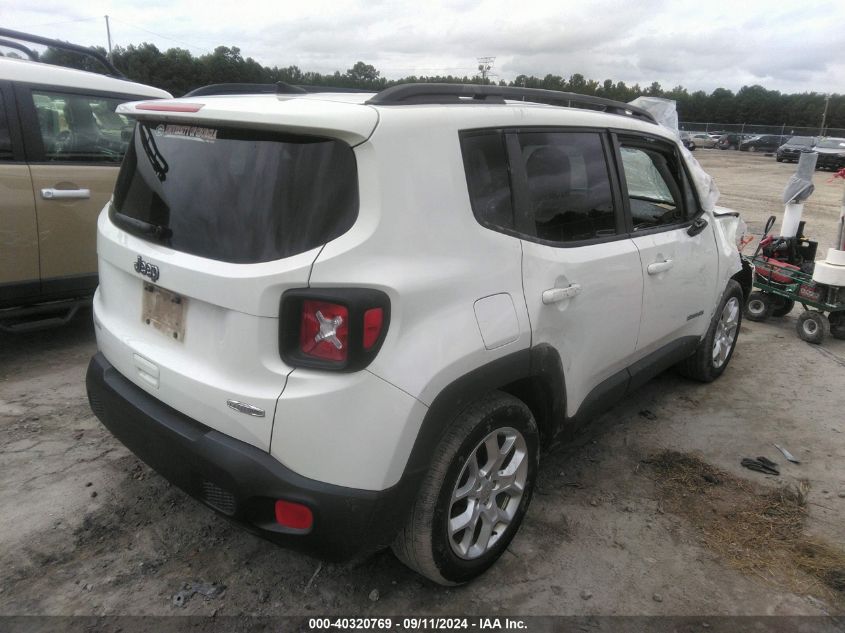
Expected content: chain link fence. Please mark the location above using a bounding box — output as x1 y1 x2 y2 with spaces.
680 121 845 138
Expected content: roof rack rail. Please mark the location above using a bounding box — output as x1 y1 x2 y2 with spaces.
183 82 307 97
366 83 656 124
0 38 38 61
0 28 125 79
297 85 373 94
182 83 373 97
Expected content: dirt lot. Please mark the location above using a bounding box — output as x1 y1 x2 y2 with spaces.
1 150 844 617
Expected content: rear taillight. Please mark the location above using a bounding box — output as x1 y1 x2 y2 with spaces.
300 300 349 361
280 289 390 371
363 308 384 350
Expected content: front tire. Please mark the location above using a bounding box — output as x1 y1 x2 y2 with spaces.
392 392 539 585
796 311 826 344
677 280 743 382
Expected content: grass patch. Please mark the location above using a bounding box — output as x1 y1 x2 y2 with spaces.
646 450 845 607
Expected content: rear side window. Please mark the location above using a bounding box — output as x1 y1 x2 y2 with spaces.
461 132 514 230
112 122 358 264
518 131 616 243
618 142 689 231
32 90 133 162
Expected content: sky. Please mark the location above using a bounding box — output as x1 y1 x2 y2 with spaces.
2 0 844 94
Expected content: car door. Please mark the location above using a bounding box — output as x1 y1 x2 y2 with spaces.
613 133 719 357
15 84 140 296
512 129 643 418
0 81 39 306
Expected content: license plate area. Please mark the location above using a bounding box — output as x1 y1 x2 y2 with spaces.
142 283 186 342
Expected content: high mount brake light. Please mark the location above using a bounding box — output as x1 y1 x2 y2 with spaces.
280 289 390 371
135 102 204 112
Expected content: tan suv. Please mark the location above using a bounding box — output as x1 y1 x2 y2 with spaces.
0 29 169 331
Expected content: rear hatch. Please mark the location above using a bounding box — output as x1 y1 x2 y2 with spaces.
94 96 377 451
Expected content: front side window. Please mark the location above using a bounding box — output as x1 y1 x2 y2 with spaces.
517 131 616 243
618 141 689 231
32 90 133 162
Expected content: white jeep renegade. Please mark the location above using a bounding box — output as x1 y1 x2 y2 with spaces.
86 83 750 585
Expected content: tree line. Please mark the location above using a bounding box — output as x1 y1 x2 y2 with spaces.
11 42 844 129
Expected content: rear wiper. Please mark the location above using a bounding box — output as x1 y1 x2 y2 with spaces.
112 210 172 239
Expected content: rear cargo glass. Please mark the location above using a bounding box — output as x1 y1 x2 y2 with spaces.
112 122 358 264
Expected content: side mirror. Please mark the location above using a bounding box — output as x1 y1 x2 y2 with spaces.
687 216 708 237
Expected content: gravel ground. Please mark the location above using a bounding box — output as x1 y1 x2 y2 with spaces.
1 150 844 617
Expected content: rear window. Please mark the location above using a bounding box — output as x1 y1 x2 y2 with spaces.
112 122 358 264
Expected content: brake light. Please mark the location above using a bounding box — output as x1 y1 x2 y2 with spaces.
300 300 348 361
135 102 204 112
280 289 390 371
363 308 384 350
274 499 313 530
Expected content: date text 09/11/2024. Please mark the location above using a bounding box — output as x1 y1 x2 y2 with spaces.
307 618 528 630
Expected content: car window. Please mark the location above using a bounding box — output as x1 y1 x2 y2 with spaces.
0 92 12 160
517 131 616 243
32 90 134 163
618 142 688 231
460 132 514 231
817 138 845 149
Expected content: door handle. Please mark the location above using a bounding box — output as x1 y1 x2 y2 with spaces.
41 188 91 200
542 284 581 304
647 259 674 275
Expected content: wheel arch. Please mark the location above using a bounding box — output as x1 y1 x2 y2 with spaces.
732 257 753 300
401 344 566 481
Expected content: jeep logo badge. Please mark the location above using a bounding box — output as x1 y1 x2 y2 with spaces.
134 255 160 282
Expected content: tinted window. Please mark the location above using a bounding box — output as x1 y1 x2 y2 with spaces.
32 90 134 162
619 142 688 230
461 132 514 230
518 131 616 243
112 122 358 264
0 92 12 160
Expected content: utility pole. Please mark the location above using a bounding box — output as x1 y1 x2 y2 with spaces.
477 56 495 84
104 15 113 61
820 93 830 136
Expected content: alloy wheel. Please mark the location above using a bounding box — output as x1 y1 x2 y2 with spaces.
713 297 740 368
448 427 528 560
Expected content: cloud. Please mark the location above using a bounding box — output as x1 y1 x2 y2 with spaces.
1 0 844 93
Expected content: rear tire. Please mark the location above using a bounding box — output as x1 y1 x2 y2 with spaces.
744 291 772 322
771 297 795 318
796 311 826 344
392 392 539 585
677 280 742 383
830 312 845 340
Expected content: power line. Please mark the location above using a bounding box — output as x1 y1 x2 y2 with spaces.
18 16 100 29
106 16 212 53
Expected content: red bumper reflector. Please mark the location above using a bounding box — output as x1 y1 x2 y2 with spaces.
135 102 204 112
274 499 313 530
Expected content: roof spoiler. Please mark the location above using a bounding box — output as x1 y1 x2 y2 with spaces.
182 83 373 98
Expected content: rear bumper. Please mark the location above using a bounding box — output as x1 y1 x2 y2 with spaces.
86 352 421 560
